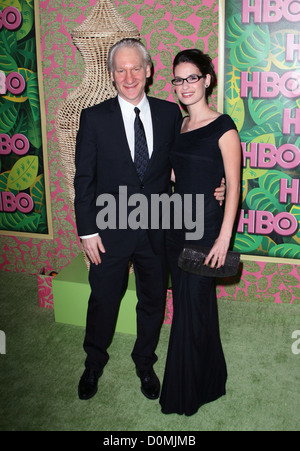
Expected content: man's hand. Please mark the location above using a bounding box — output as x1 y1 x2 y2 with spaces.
214 177 226 206
81 235 105 265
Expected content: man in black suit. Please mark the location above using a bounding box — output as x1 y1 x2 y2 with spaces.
74 38 223 401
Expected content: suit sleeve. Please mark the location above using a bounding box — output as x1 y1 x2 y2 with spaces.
74 109 98 236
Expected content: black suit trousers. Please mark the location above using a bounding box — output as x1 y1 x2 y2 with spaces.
83 230 167 371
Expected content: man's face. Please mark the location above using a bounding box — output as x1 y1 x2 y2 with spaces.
110 46 151 105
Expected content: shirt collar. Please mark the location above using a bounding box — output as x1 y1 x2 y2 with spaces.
118 94 148 118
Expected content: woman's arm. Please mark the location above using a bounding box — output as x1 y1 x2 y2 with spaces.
204 128 241 268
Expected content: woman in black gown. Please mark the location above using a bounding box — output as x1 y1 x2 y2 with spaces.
159 50 241 416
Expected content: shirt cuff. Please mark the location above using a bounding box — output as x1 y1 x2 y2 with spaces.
80 233 99 239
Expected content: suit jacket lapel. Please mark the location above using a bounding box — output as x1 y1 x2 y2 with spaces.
109 97 137 170
145 96 162 175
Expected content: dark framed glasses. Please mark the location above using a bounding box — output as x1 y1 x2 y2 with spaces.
171 74 205 86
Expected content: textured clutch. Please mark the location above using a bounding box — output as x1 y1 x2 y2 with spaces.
178 245 240 277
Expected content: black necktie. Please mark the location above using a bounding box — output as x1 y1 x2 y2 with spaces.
134 107 149 181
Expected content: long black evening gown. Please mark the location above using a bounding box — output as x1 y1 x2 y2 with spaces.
160 114 237 416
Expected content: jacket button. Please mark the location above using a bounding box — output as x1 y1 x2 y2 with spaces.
140 184 144 189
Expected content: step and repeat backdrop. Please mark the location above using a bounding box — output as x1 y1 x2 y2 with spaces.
0 0 299 269
0 0 52 238
221 0 300 260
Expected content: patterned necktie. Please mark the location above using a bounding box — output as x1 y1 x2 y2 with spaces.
134 107 149 181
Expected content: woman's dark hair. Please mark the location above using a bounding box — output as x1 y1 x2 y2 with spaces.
173 49 217 100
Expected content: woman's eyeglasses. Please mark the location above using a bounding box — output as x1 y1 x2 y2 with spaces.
171 74 205 86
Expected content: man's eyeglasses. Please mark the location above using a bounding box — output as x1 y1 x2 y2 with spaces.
171 74 205 86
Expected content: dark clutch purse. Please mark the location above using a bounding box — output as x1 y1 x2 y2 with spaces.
178 245 240 277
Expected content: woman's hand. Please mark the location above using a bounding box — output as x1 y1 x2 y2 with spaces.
214 177 226 205
171 169 176 183
204 235 231 269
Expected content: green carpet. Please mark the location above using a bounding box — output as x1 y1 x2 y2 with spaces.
0 270 299 431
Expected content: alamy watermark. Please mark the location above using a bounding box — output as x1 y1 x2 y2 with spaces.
0 330 5 354
96 186 204 240
291 330 300 355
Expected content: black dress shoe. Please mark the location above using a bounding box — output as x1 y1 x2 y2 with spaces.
78 368 102 400
136 368 160 400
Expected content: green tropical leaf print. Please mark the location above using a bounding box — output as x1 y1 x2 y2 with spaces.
0 210 40 232
226 14 270 70
7 155 39 190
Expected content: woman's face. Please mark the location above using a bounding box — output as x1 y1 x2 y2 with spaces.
173 62 210 107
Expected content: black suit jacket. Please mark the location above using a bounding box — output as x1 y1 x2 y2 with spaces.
74 95 182 255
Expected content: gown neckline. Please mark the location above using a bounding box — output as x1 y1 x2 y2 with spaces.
181 114 225 134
